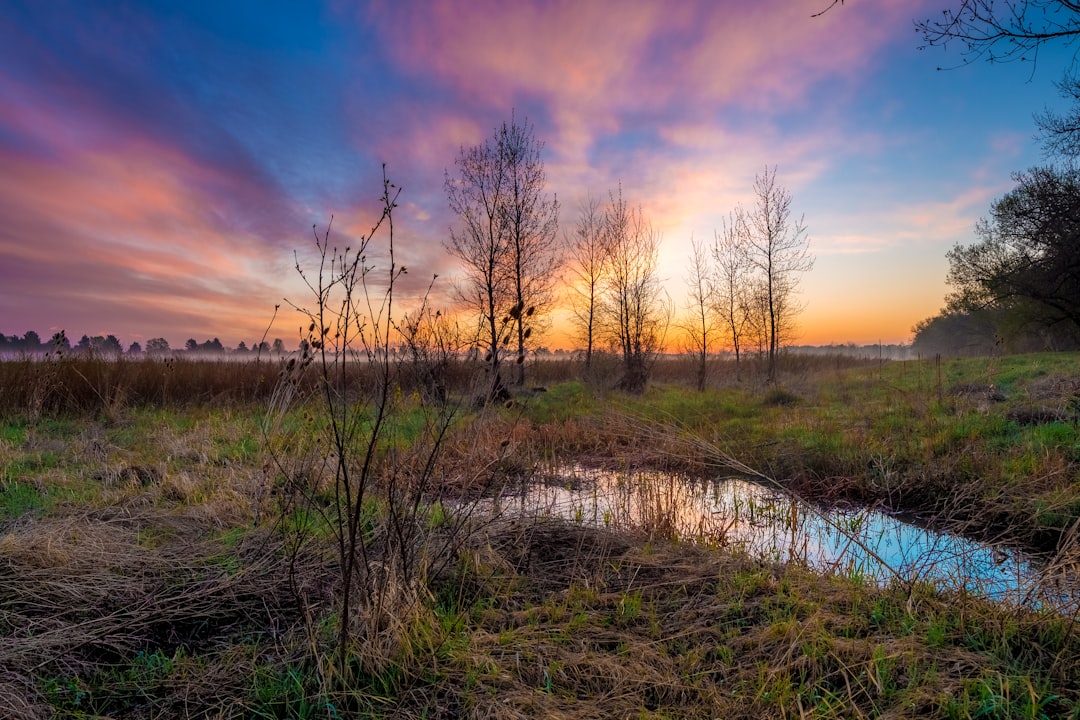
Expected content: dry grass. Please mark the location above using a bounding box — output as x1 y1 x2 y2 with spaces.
3 355 1080 717
400 518 1080 719
0 512 304 719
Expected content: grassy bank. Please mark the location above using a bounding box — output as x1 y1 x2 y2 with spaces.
512 352 1080 550
1 353 1079 718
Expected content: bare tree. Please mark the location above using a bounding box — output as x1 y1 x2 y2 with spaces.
744 166 814 382
395 275 463 406
444 125 512 402
601 187 669 394
742 277 770 358
818 1 1080 70
500 114 560 387
711 209 753 370
565 194 609 370
915 1 1080 68
679 237 716 391
272 169 459 684
1035 72 1080 158
445 115 557 400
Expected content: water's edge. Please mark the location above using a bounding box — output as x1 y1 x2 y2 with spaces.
479 465 1076 609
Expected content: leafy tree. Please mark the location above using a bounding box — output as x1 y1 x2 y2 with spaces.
911 304 1076 354
145 337 171 355
185 338 199 353
74 335 122 355
271 338 286 355
127 341 142 355
945 165 1080 340
102 335 123 355
23 330 42 352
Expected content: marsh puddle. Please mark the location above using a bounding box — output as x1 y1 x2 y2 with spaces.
487 466 1075 607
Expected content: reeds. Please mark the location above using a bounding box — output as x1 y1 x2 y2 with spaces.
3 344 1080 716
0 514 303 718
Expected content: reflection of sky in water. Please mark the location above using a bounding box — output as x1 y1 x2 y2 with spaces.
489 466 1075 607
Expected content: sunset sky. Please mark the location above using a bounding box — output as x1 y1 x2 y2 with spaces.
1 1 1074 350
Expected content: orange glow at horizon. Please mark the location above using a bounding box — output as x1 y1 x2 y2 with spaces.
1 1 1063 351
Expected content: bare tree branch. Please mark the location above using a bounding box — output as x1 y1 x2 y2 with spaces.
916 1 1080 68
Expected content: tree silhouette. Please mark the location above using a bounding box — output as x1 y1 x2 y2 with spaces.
916 1 1080 68
744 166 814 383
146 337 171 355
600 187 669 394
946 165 1080 337
566 194 609 372
445 114 557 399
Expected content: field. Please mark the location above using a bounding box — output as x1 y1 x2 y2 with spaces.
1 351 1079 719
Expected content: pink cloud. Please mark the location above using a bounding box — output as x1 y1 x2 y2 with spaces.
367 1 927 163
0 138 301 345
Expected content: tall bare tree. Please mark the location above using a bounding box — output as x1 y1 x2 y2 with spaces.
500 115 560 387
445 114 558 398
711 209 753 370
744 166 814 382
601 187 669 394
680 237 716 391
565 194 609 370
743 277 771 358
445 128 511 402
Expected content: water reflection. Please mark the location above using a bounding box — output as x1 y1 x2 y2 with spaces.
488 465 1075 607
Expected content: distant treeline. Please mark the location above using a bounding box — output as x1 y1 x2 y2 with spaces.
0 331 289 357
787 344 915 361
0 330 586 360
1 329 913 362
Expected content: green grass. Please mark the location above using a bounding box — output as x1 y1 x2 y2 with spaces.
2 353 1080 718
515 353 1080 548
0 479 56 521
0 421 25 445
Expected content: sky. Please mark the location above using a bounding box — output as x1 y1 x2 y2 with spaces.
1 0 1076 350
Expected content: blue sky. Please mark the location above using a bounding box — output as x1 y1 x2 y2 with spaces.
0 0 1074 348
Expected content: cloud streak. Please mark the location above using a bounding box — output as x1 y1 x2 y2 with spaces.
0 0 1060 348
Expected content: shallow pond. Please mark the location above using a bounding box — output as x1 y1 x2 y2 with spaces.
487 465 1077 608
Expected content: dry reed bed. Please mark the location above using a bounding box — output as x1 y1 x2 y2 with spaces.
0 509 306 719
